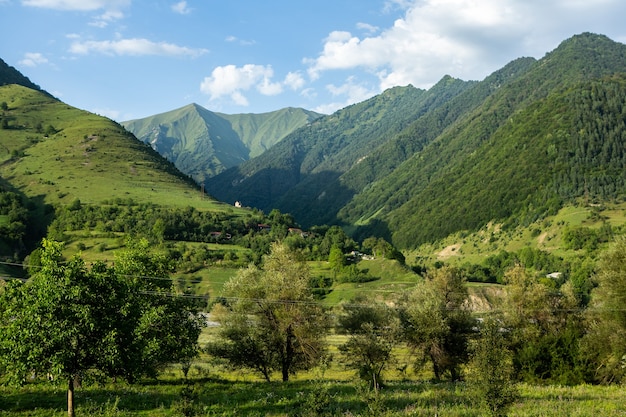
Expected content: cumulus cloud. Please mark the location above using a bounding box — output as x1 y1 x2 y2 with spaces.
18 52 49 67
284 71 305 91
307 0 626 91
171 0 191 15
200 65 309 107
69 38 208 57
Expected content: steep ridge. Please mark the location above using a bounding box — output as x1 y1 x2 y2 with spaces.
122 104 248 181
275 60 539 227
342 33 626 247
218 107 323 158
0 58 48 94
204 82 473 212
122 104 322 182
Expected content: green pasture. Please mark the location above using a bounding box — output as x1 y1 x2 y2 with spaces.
2 376 625 416
407 201 626 268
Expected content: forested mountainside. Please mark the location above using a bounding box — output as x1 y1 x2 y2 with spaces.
121 104 322 182
205 33 626 249
204 78 475 214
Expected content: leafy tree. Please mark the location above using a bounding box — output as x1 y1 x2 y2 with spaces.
109 238 204 381
328 245 346 277
582 237 626 383
361 236 405 263
501 265 584 384
398 266 475 380
469 317 519 417
207 242 329 381
0 240 121 417
0 239 204 417
319 226 356 257
336 295 400 389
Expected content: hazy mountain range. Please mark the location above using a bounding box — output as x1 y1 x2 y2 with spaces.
121 104 322 182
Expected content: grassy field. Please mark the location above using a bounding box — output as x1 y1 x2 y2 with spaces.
2 375 625 416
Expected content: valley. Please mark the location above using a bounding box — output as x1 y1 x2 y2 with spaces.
2 33 626 416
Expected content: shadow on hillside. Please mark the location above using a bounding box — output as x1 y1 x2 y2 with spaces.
204 166 395 242
0 175 52 264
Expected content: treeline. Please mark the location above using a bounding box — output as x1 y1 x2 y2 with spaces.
47 199 402 268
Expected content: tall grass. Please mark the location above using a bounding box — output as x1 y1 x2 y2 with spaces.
2 378 625 416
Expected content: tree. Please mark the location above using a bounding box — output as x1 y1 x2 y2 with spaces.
336 295 400 389
0 239 204 417
207 242 329 381
582 237 626 383
501 265 584 384
328 245 346 277
468 317 519 417
0 240 121 417
319 226 356 257
398 266 475 380
109 238 205 381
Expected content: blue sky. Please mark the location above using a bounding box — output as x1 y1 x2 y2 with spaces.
2 0 626 121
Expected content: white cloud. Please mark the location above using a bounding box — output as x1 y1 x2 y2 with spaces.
200 65 310 107
18 52 49 67
225 35 256 46
257 77 283 96
69 38 208 57
356 22 379 34
307 0 626 92
284 71 305 91
171 0 191 15
22 0 130 27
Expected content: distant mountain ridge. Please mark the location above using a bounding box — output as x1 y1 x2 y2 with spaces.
122 104 322 182
204 33 626 249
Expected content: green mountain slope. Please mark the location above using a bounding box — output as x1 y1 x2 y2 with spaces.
204 80 474 216
122 104 322 182
342 33 626 248
0 84 227 210
218 107 324 158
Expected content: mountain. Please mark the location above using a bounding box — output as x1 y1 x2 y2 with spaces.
204 79 476 216
121 104 322 182
205 33 626 249
0 84 227 211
